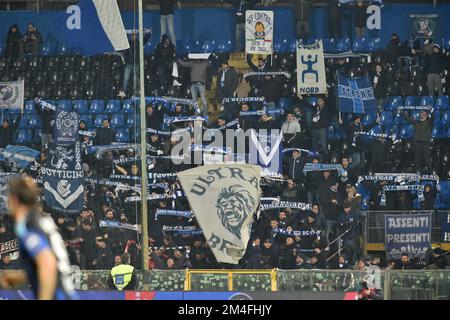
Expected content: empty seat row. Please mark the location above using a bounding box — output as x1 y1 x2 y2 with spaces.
15 128 132 144
23 99 138 115
384 95 449 111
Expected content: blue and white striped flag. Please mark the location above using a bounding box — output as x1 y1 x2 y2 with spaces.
3 145 40 169
337 72 377 114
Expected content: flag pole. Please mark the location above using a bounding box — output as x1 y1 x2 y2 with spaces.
138 0 149 270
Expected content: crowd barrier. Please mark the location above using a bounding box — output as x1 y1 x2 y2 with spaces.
1 269 448 300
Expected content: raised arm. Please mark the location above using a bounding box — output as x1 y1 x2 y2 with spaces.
246 54 258 72
401 111 417 125
177 58 192 68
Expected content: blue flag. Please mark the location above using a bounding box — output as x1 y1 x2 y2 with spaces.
54 109 79 146
337 72 377 114
63 0 129 56
3 145 40 169
42 143 84 214
249 129 283 176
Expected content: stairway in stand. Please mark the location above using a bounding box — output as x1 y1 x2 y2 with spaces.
204 51 253 124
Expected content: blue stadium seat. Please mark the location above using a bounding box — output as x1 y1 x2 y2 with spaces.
105 100 120 114
110 114 125 128
93 115 108 128
393 113 406 126
384 96 402 111
89 100 105 114
15 129 32 144
124 115 138 128
278 97 292 110
289 39 300 53
404 96 418 107
399 125 414 139
432 124 445 139
322 38 335 52
336 37 351 53
440 110 450 125
216 40 232 53
434 95 449 110
352 37 367 53
444 38 450 50
327 126 335 139
380 111 393 128
144 41 156 54
41 42 57 56
202 40 216 53
115 129 131 143
362 112 377 127
419 95 435 107
24 100 36 114
307 96 317 107
27 117 41 129
57 42 70 55
57 100 72 112
333 127 347 140
122 100 136 114
273 39 288 53
79 114 93 128
18 116 29 129
411 110 420 121
73 100 89 114
437 181 450 209
367 37 381 52
34 129 41 143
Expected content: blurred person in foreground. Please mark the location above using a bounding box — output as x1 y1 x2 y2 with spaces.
0 176 77 300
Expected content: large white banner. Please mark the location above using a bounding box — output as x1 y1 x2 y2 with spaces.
296 40 327 95
245 10 274 55
0 80 24 110
178 164 261 264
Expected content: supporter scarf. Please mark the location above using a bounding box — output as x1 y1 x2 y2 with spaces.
148 172 178 180
146 128 171 136
397 106 433 111
155 209 193 220
208 118 240 131
162 225 203 235
222 97 265 103
302 163 344 176
239 108 284 116
380 184 425 206
88 143 138 159
353 131 399 143
338 0 384 7
125 191 185 202
109 174 141 181
35 98 56 111
359 174 440 184
261 201 312 211
99 220 139 231
189 144 232 154
143 96 201 114
283 148 319 157
243 71 291 80
164 115 208 124
79 130 96 137
272 228 322 237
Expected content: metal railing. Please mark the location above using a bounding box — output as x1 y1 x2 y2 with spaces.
1 269 449 299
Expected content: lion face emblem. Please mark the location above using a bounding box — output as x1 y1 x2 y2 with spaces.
216 185 255 240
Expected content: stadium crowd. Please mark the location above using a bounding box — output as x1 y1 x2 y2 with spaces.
0 0 449 274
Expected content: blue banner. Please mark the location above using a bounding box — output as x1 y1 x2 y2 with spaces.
61 0 129 56
3 145 40 169
55 109 79 146
337 72 376 114
441 212 450 242
384 213 432 259
409 13 440 39
42 143 84 214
